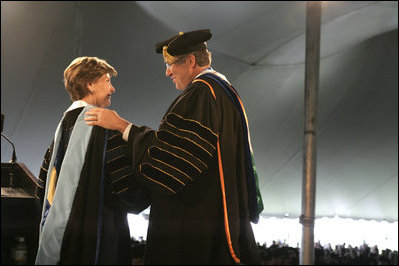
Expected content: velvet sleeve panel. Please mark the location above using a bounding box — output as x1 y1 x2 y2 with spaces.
128 81 220 195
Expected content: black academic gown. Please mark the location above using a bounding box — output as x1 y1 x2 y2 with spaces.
127 73 262 265
35 107 150 265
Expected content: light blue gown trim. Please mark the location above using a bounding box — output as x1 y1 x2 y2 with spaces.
35 105 95 265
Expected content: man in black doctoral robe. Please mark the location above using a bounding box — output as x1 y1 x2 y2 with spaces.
86 29 264 265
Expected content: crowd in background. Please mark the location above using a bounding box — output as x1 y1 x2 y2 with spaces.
130 238 398 265
259 240 398 265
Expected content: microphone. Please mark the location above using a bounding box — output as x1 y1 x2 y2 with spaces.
1 114 17 163
1 114 17 187
1 132 17 163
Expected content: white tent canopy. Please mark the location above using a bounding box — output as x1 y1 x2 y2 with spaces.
1 1 397 222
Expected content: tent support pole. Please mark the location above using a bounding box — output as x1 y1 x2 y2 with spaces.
300 2 321 265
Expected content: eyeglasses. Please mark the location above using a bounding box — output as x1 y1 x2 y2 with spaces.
165 56 187 69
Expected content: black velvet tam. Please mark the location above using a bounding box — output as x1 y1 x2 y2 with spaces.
155 29 212 55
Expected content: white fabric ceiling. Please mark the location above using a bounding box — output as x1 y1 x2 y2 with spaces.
1 1 398 221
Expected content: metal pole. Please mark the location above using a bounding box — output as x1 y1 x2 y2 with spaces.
300 1 321 265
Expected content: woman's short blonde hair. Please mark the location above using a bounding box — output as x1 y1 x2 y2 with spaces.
63 56 117 101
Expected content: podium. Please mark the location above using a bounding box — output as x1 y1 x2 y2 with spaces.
1 162 41 265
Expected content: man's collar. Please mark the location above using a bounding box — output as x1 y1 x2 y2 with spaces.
193 67 230 85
